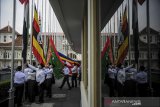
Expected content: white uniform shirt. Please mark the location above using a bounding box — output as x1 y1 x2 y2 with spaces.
108 68 116 79
14 71 26 84
117 65 133 84
136 71 147 84
78 66 81 75
63 66 70 75
24 67 36 81
71 66 77 73
28 64 45 84
126 68 137 80
117 68 125 85
45 68 53 79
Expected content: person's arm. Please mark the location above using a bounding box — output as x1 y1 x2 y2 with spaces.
124 64 133 71
28 64 38 71
45 69 53 74
38 72 45 85
28 72 36 75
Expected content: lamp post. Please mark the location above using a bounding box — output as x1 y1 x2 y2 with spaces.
62 40 73 57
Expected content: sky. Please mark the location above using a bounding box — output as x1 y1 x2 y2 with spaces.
0 0 160 34
0 0 63 34
102 0 160 33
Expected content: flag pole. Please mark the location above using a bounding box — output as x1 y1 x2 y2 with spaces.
8 0 16 107
128 0 131 65
146 0 152 96
0 0 1 29
30 0 34 64
44 0 47 56
113 14 116 64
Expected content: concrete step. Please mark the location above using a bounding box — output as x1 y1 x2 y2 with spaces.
24 103 55 107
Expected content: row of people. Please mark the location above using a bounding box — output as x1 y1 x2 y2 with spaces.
105 63 148 97
14 62 81 107
14 62 54 107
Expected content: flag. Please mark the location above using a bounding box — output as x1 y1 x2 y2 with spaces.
132 0 139 63
21 0 29 63
19 0 26 4
32 6 46 65
117 12 124 45
116 6 129 65
138 0 145 5
101 36 113 79
58 52 79 67
46 37 64 79
101 36 114 64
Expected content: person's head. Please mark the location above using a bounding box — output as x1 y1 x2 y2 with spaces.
117 63 122 68
124 61 128 67
64 64 67 67
33 61 36 67
109 65 112 68
139 65 145 71
38 63 44 69
16 66 22 71
45 64 49 68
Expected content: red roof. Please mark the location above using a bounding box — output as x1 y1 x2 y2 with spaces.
0 35 22 46
0 25 20 35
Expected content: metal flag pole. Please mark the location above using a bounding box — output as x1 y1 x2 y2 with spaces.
146 0 152 96
30 0 34 64
127 0 131 65
44 0 47 56
8 0 16 107
113 14 116 63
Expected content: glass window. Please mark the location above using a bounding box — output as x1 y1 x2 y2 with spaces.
4 35 6 42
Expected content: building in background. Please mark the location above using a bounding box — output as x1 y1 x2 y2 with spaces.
101 27 160 69
0 25 80 69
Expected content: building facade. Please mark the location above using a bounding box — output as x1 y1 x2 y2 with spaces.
0 25 80 69
100 27 160 69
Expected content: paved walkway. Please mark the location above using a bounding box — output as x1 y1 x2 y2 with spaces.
23 78 81 107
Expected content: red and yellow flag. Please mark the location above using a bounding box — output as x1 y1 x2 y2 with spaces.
116 6 129 65
32 6 46 65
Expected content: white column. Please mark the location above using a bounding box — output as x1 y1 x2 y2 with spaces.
88 0 101 107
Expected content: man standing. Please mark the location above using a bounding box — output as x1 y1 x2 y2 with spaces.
24 64 36 102
71 63 78 88
136 65 148 97
28 63 46 103
108 65 116 97
59 64 71 90
77 64 81 86
124 64 137 97
14 66 26 107
44 64 53 98
116 63 133 97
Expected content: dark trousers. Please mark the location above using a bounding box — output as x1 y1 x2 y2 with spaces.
71 73 77 87
117 82 124 97
14 83 24 107
60 75 71 89
124 80 137 97
108 78 115 97
25 81 28 100
38 82 45 102
137 83 148 97
45 78 52 97
28 80 36 102
78 73 81 85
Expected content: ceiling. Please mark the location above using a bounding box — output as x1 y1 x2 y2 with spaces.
49 0 124 53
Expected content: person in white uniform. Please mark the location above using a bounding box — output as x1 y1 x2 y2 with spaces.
28 63 46 103
59 64 71 90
